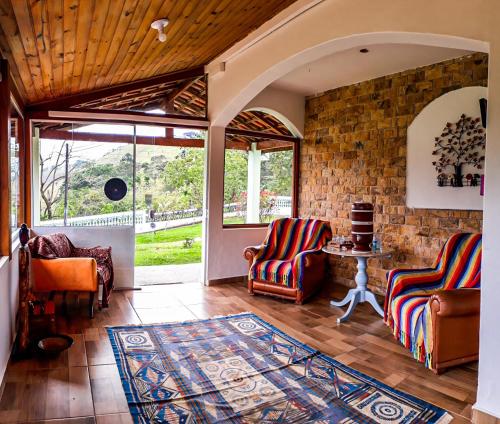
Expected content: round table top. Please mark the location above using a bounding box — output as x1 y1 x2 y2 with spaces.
322 245 393 259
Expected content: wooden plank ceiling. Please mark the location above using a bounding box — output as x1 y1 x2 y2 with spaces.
0 0 297 105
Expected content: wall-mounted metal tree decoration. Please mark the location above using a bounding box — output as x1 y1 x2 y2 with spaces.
432 114 485 187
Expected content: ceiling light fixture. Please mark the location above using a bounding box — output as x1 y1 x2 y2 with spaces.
151 19 169 43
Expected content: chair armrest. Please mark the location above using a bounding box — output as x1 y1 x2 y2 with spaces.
430 289 480 317
293 249 325 268
32 257 98 293
73 246 112 265
244 245 265 265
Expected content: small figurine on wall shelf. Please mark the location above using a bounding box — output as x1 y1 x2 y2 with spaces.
432 114 485 188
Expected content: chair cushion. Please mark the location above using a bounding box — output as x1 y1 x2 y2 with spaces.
252 259 293 287
28 233 73 259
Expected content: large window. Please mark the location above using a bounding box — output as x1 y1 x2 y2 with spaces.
34 123 134 226
33 122 206 228
223 139 295 225
10 114 19 234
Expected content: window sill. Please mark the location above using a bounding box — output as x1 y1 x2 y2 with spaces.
223 223 269 229
11 236 21 252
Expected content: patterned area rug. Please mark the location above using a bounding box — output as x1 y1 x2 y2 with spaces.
107 313 452 423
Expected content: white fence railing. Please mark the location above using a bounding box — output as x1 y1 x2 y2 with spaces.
38 196 292 228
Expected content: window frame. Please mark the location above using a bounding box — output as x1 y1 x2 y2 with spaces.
0 60 25 257
222 131 300 229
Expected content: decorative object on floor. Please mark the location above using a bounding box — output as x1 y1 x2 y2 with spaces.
244 218 332 304
28 232 114 316
104 177 128 201
14 224 31 357
29 298 56 343
108 313 451 423
432 114 485 187
36 334 74 357
384 233 481 373
323 246 392 323
351 202 374 252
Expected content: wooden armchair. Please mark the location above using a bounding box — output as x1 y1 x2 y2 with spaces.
384 233 482 373
244 218 332 304
28 233 114 317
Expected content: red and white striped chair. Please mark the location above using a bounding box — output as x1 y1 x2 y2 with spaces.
244 218 332 304
384 233 482 373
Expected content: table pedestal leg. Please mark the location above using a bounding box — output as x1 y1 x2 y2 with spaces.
330 256 384 323
364 290 384 317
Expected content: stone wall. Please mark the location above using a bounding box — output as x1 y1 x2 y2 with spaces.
300 53 488 294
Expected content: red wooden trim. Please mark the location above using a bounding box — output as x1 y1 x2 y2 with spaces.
292 140 300 218
0 59 11 257
29 109 208 130
10 80 25 119
226 127 299 142
39 129 204 148
223 223 270 229
27 66 206 112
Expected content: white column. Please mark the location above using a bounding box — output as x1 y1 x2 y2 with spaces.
246 143 261 223
31 127 41 226
205 125 226 284
476 39 500 419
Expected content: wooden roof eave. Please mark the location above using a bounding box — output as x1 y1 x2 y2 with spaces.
25 66 205 113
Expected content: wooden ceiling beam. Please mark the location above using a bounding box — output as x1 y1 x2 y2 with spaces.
77 84 176 109
39 129 204 148
163 77 201 104
27 66 205 112
225 127 299 142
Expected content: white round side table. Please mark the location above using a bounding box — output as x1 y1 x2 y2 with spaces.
322 246 392 323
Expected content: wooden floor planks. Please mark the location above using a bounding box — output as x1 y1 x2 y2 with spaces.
0 281 477 423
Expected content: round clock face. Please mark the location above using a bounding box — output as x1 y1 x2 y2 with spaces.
104 178 128 201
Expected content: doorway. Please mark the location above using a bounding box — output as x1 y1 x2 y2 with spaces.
133 126 206 287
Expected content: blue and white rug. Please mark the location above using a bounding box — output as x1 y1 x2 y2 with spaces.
107 312 452 423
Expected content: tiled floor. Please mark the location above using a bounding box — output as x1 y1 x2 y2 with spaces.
0 281 477 423
134 263 202 286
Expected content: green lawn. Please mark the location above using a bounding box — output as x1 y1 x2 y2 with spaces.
134 217 268 266
135 223 202 266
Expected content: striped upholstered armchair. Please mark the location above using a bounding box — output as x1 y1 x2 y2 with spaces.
244 218 332 304
384 233 482 373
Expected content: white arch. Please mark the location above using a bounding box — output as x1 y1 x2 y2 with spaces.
210 31 488 127
242 85 305 137
205 3 500 417
243 107 303 138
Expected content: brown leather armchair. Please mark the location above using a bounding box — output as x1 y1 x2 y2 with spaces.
384 233 482 373
428 289 480 373
244 218 332 304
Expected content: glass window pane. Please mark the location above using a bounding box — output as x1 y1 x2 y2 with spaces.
223 139 293 225
35 123 134 226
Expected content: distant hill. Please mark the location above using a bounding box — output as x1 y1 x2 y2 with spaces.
96 144 183 165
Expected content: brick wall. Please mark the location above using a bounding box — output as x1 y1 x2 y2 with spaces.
300 53 488 294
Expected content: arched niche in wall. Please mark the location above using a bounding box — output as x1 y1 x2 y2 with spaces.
407 86 487 210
